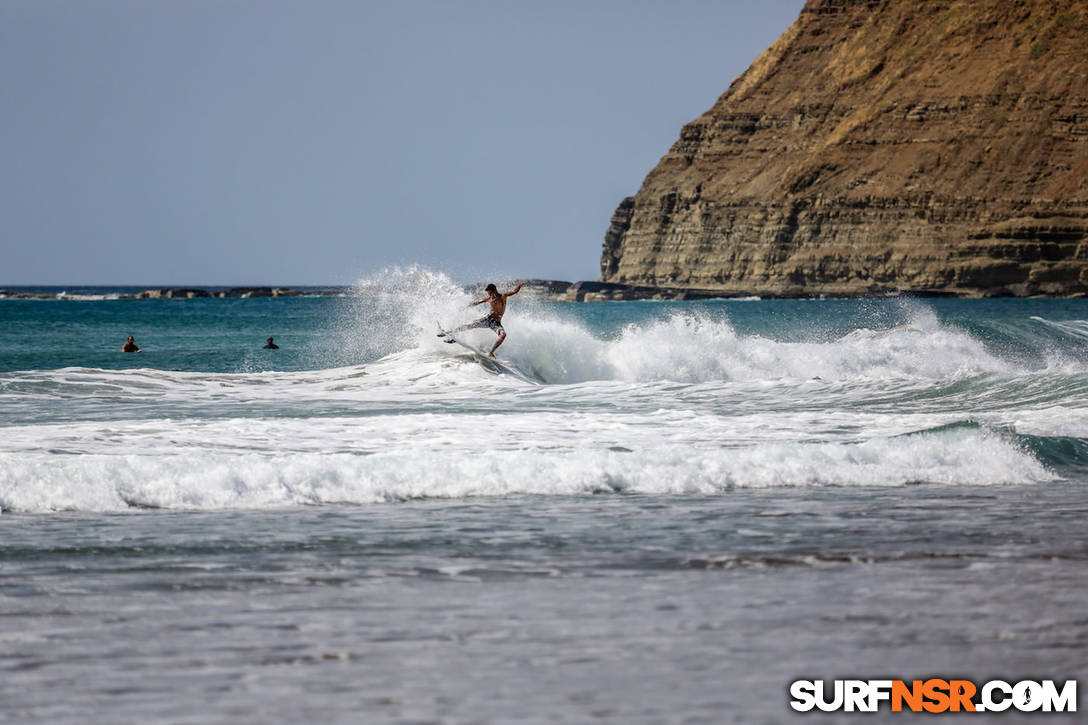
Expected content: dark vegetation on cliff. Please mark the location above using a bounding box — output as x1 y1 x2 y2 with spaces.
602 0 1088 297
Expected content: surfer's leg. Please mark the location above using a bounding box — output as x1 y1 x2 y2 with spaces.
452 317 490 333
489 330 506 357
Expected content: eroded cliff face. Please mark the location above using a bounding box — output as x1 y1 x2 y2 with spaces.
602 0 1088 296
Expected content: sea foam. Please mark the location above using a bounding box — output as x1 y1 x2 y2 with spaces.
0 418 1055 513
440 307 1019 385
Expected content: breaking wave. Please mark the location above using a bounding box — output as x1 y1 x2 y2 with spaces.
333 269 1084 387
0 422 1057 513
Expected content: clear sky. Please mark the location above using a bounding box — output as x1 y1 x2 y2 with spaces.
1 0 804 286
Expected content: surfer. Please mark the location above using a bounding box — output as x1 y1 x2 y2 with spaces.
263 336 279 349
441 282 524 356
122 336 139 353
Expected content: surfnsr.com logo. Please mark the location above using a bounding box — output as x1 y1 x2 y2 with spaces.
789 679 1077 713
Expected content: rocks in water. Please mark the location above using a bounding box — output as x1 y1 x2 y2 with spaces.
128 287 346 299
136 289 212 299
552 281 722 302
472 280 750 301
0 290 56 299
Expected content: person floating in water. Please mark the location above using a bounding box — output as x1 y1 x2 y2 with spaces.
263 336 279 349
440 282 524 357
121 336 140 353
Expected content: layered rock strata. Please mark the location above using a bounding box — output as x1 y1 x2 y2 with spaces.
601 0 1088 296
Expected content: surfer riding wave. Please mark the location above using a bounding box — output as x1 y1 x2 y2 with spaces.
440 282 524 356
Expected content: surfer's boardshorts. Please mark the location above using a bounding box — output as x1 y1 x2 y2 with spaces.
469 315 505 335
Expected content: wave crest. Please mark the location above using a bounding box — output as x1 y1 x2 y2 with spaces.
476 309 1015 385
0 425 1054 513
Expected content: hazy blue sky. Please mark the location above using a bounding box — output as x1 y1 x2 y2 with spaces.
2 0 804 286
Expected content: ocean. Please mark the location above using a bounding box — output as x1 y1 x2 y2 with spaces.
1 268 1085 723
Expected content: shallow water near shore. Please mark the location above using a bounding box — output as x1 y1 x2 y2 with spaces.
1 270 1086 722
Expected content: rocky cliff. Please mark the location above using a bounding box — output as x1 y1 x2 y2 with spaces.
601 0 1088 296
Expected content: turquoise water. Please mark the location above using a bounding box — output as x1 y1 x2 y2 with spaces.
1 273 1086 722
2 289 1086 373
0 293 351 373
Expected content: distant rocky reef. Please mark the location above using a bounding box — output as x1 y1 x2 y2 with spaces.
511 279 961 301
129 287 349 299
0 280 993 302
600 0 1088 297
0 287 351 300
515 280 735 302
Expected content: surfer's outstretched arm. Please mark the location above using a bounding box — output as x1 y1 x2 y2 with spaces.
504 282 524 298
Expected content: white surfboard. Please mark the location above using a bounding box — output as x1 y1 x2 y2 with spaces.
437 322 540 385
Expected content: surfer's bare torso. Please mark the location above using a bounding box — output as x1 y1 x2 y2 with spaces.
473 283 523 325
484 291 509 321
